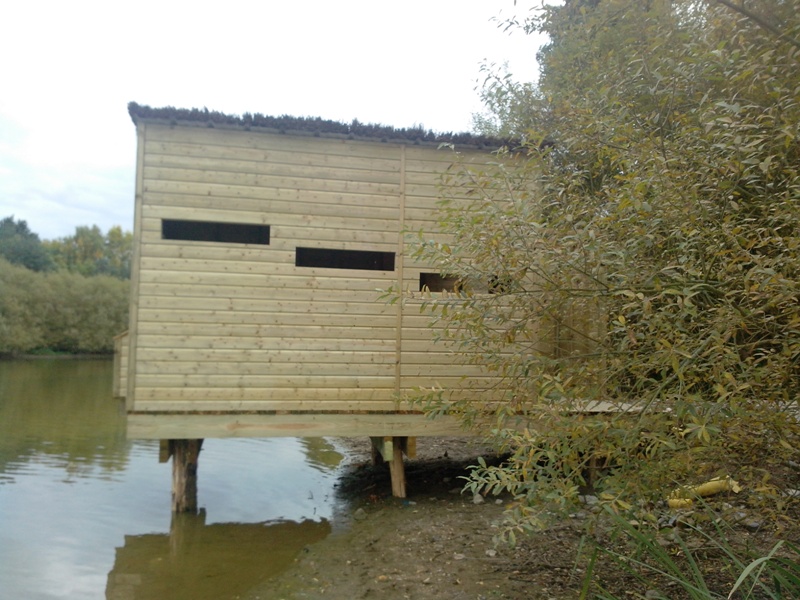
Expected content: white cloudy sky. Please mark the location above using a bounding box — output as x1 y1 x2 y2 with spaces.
0 0 542 241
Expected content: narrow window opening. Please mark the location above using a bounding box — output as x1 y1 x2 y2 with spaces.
489 275 512 294
295 247 395 271
419 272 461 292
162 219 270 245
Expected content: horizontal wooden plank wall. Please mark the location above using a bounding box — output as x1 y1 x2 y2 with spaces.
126 123 506 424
398 147 505 404
113 331 128 399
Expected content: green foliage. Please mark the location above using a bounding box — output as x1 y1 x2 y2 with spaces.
0 219 131 354
0 216 54 272
0 258 129 355
0 217 133 279
0 257 50 352
45 224 133 279
400 0 800 532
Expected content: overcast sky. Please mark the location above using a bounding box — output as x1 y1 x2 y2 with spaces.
0 1 542 241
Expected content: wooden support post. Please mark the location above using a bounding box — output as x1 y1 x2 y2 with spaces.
370 436 392 465
370 443 383 465
159 439 173 463
400 436 417 459
389 437 407 498
171 439 203 513
369 436 412 497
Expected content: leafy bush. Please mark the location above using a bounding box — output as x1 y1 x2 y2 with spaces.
0 258 50 353
399 0 800 532
0 258 129 355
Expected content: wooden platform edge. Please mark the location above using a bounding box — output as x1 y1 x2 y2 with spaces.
126 412 469 439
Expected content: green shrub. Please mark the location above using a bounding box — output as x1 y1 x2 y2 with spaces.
398 0 800 532
0 258 128 355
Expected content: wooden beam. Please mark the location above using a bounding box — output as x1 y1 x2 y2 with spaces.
395 145 406 396
125 122 146 411
171 439 203 513
128 413 468 440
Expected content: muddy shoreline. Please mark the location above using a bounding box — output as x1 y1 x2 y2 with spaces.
245 437 583 600
245 436 800 600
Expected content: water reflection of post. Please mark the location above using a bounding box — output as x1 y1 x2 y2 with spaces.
161 439 204 512
107 517 333 600
170 510 206 561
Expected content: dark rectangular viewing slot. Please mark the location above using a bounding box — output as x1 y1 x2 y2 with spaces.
420 272 461 292
296 247 395 271
162 220 270 245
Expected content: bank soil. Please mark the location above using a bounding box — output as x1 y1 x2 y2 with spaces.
243 438 577 600
247 437 799 600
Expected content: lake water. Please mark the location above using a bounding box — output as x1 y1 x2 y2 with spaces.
0 359 346 599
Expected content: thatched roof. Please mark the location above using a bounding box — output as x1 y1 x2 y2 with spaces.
128 102 509 149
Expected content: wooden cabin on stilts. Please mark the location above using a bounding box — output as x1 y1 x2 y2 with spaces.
115 103 511 511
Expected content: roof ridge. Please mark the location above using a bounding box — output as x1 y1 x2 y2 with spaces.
128 102 511 148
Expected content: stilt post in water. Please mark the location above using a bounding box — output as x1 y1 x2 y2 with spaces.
170 439 203 513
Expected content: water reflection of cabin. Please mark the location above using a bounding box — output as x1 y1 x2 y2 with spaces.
116 103 506 508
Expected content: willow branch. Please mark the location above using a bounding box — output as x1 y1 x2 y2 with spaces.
713 0 800 51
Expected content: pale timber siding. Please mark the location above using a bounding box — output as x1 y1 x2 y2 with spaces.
113 331 128 399
398 147 495 400
126 122 502 417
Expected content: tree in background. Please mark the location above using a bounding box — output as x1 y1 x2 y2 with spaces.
408 0 800 534
0 218 132 355
0 216 54 272
45 224 133 279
